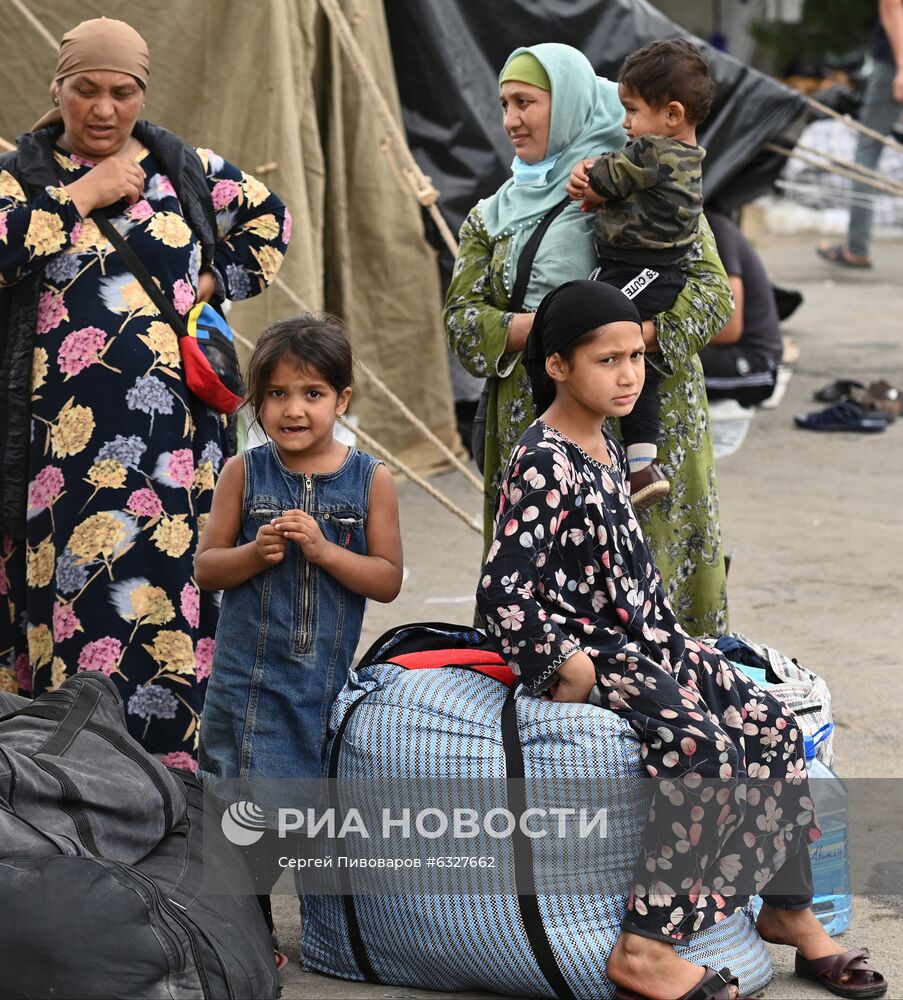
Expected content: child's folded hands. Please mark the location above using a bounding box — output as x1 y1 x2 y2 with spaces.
272 510 329 562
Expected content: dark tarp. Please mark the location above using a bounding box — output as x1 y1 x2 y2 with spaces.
385 0 806 253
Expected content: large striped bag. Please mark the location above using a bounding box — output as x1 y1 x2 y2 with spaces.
301 624 774 999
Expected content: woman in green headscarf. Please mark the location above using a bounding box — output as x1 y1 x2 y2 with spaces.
444 43 732 636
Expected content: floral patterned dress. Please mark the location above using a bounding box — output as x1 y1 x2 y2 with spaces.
445 210 731 636
0 143 290 765
477 421 818 941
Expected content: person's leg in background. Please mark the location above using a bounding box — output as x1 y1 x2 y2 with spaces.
820 59 901 266
700 342 778 408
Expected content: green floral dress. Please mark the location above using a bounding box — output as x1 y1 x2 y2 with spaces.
444 209 731 636
0 143 289 764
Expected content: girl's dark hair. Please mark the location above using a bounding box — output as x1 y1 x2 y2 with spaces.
618 38 714 125
245 312 354 416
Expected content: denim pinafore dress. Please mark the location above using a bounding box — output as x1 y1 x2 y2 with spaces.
198 441 380 801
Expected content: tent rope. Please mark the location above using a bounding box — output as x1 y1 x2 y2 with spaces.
339 418 481 535
789 140 903 196
806 94 903 157
9 0 58 52
765 142 903 198
317 0 459 257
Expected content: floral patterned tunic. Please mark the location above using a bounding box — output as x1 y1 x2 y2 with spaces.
445 209 731 635
477 422 818 940
0 143 290 765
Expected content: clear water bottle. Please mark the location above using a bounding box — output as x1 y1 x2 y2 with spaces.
806 723 852 936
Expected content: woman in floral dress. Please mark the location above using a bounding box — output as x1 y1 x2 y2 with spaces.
0 18 290 763
444 43 732 636
477 280 886 1000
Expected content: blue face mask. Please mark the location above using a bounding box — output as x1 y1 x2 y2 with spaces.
510 152 560 186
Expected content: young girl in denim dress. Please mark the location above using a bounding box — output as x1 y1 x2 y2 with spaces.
195 314 403 962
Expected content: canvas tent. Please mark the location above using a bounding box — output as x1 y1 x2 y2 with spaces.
1 0 462 473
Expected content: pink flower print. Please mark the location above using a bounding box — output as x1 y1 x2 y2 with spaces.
127 488 163 518
70 222 82 243
77 636 122 676
0 560 8 596
180 582 200 628
36 291 69 335
167 449 195 489
282 207 292 244
195 637 215 680
127 199 154 222
57 326 107 377
16 653 32 692
28 465 65 511
0 212 8 241
159 751 198 773
172 278 196 315
211 179 241 210
52 601 82 643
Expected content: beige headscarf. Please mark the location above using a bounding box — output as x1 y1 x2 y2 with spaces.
31 17 150 131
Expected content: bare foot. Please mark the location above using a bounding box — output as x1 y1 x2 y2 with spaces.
755 903 844 962
816 242 872 267
606 932 739 999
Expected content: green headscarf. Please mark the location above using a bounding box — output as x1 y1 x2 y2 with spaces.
479 43 625 307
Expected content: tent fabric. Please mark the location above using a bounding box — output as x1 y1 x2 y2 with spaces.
384 0 808 240
0 0 461 471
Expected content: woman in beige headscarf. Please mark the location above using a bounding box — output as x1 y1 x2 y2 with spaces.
0 18 291 763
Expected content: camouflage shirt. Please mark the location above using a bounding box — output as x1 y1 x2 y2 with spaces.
588 134 705 265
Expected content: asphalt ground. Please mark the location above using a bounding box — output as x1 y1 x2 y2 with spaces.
273 232 903 1000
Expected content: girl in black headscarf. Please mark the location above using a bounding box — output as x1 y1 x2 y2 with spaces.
477 281 885 1000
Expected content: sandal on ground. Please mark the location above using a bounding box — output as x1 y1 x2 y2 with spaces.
614 965 752 1000
813 379 864 404
795 947 887 998
816 244 872 269
793 400 886 432
851 380 903 419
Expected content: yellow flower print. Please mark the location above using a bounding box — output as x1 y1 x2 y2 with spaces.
140 321 181 367
252 245 284 285
86 458 127 490
0 669 17 694
49 657 68 691
71 218 105 253
50 399 94 458
0 171 26 199
27 623 53 668
195 148 209 171
197 512 210 535
69 511 128 564
32 347 49 393
241 172 270 208
130 584 175 625
148 629 195 674
151 514 192 558
48 186 72 205
193 460 215 494
24 210 67 258
147 212 192 248
26 536 55 588
240 213 280 240
121 278 157 317
53 151 81 174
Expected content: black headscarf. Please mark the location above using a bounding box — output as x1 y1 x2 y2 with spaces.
524 280 643 413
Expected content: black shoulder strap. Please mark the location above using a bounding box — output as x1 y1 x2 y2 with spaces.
91 211 188 339
501 689 577 1000
510 197 570 312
